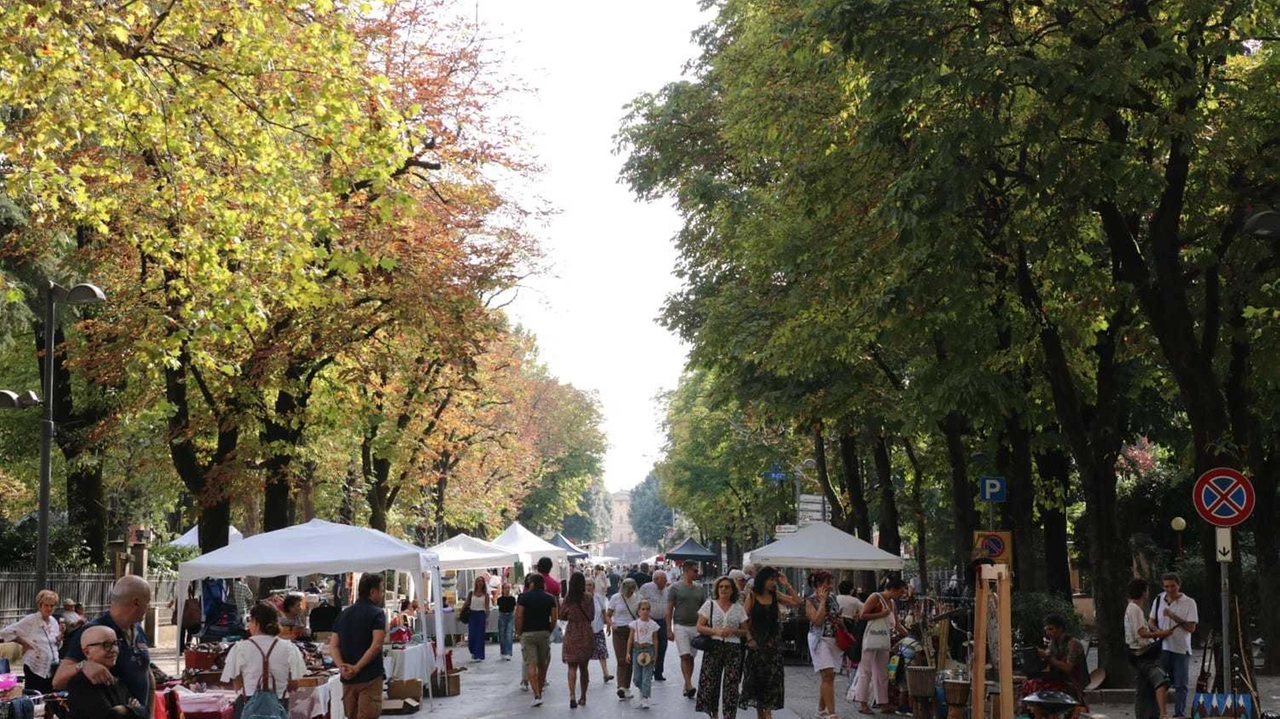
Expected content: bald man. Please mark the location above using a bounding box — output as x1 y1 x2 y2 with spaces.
65 625 145 719
56 576 154 714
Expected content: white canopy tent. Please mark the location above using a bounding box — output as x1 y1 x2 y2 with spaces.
428 533 519 571
178 519 446 672
491 522 567 571
744 522 905 571
169 525 243 548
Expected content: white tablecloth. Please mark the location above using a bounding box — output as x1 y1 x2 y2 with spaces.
383 643 437 683
326 675 344 719
289 680 331 719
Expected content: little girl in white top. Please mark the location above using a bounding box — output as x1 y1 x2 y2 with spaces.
624 601 661 708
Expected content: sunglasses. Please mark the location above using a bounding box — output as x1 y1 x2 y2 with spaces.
86 641 119 652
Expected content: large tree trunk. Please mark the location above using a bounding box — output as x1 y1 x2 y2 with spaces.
902 440 929 594
940 412 975 568
997 414 1040 590
1035 447 1074 600
812 421 846 527
838 433 873 541
873 432 901 555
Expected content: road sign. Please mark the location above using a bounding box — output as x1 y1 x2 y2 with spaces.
761 463 794 481
1216 527 1232 562
798 494 831 525
974 531 1013 564
1193 467 1256 527
775 524 798 535
979 476 1007 502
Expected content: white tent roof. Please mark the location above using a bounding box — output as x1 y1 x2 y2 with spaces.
491 522 567 565
429 533 519 571
178 519 440 584
169 525 243 548
744 522 904 571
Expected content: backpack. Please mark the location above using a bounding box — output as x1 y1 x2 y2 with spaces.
239 639 289 719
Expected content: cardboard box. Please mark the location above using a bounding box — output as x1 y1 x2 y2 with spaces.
295 675 329 688
429 671 460 697
388 679 422 700
381 699 420 715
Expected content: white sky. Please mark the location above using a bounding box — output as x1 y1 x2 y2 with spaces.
475 1 708 492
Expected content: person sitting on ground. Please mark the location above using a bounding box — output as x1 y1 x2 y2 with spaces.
65 625 146 719
1018 614 1088 719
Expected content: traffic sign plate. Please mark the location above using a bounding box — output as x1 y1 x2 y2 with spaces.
1193 468 1255 527
979 476 1007 502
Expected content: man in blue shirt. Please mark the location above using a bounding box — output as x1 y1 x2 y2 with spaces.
330 574 387 719
54 576 154 715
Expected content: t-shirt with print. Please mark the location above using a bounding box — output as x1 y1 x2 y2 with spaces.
517 591 556 632
221 636 306 698
669 582 706 626
698 599 748 644
628 619 660 645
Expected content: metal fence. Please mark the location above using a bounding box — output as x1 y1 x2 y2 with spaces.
0 568 181 625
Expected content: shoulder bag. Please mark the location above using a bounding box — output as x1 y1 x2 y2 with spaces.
862 593 893 651
690 602 715 653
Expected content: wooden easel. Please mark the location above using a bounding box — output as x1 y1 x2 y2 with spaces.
972 564 1013 719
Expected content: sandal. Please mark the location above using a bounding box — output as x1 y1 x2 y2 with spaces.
570 699 577 709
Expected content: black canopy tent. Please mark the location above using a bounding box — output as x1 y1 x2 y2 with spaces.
664 537 717 562
550 532 590 560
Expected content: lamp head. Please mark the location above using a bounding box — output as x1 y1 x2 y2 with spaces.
66 283 107 305
0 390 40 409
1243 211 1280 239
1171 516 1186 532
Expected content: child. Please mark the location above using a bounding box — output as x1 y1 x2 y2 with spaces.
624 600 661 709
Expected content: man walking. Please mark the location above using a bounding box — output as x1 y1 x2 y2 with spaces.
516 573 558 707
1150 573 1197 718
536 557 561 598
639 570 670 681
1125 578 1169 719
667 562 706 699
629 562 653 588
330 574 387 719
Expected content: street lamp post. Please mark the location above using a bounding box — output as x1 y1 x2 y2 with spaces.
1171 516 1186 561
36 280 106 591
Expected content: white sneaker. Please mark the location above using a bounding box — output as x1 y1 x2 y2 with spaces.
531 697 543 707
641 698 650 709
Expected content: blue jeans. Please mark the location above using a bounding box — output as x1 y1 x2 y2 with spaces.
498 612 515 657
1161 650 1190 716
632 643 656 698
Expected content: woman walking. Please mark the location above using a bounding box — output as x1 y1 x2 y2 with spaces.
0 590 61 693
586 579 613 682
607 578 642 699
561 572 596 708
623 600 661 708
806 571 843 719
466 576 490 661
852 578 907 714
695 576 749 719
740 567 801 719
497 583 516 661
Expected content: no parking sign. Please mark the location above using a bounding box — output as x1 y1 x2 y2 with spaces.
1193 467 1255 527
974 531 1013 564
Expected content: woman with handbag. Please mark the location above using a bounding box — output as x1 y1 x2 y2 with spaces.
739 567 801 719
607 579 642 700
695 576 749 719
806 571 845 719
561 572 596 709
852 578 908 715
465 577 490 661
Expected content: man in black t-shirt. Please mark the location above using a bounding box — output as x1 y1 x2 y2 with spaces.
515 573 558 707
627 562 652 588
331 574 387 719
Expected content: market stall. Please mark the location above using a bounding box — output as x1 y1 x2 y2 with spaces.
744 522 905 665
169 524 243 548
665 537 717 564
176 519 448 714
428 534 518 571
490 522 567 575
548 533 590 562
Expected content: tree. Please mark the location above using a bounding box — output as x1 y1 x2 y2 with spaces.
563 476 611 544
629 474 670 549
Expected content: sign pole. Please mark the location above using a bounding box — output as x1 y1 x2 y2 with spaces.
1221 555 1231 691
1193 468 1254 693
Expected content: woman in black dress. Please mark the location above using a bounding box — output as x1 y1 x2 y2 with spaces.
740 567 802 719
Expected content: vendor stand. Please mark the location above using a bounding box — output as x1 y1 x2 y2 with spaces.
743 522 905 665
490 522 568 583
176 520 447 715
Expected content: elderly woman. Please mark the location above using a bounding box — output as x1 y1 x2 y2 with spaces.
1 589 61 693
607 578 642 699
586 579 613 684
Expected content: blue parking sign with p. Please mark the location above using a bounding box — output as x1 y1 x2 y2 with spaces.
980 476 1007 502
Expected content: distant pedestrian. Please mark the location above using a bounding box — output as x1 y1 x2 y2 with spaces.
740 567 800 719
852 578 908 714
497 583 517 661
806 570 842 718
330 573 387 719
230 577 254 621
465 577 490 661
624 600 661 709
629 563 653 588
608 578 642 700
536 557 561 598
1125 578 1169 719
516 573 558 707
1150 573 1197 718
639 571 671 681
561 572 595 709
593 567 609 601
1 590 61 693
695 576 749 719
669 562 707 698
61 598 86 633
586 579 612 683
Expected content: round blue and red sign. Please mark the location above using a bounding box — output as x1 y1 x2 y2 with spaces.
1193 468 1255 527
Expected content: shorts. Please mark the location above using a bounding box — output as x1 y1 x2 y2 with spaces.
520 630 552 668
673 623 699 656
341 677 383 719
809 633 841 672
1134 657 1170 690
